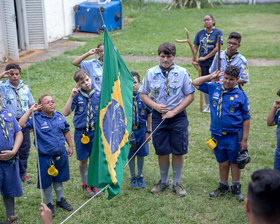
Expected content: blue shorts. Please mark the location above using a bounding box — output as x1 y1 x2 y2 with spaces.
128 126 149 159
152 111 189 156
38 149 70 189
74 129 95 161
212 132 242 164
0 159 23 197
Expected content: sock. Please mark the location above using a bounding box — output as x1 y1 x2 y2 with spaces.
160 165 169 184
137 156 144 177
232 180 241 186
79 165 88 184
53 182 64 202
172 165 183 185
219 180 229 186
204 93 210 106
128 157 136 178
43 185 53 205
3 196 14 217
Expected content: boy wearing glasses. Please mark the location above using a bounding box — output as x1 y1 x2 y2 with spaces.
209 32 249 85
0 63 34 184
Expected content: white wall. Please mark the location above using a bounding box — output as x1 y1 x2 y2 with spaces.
43 0 85 42
0 2 7 63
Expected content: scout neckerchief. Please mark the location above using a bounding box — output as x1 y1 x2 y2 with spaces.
217 85 239 118
159 64 175 99
0 107 9 140
97 58 103 67
11 82 24 117
132 94 139 128
225 50 239 65
79 88 96 132
204 27 215 54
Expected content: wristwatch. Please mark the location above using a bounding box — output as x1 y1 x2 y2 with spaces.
146 130 152 134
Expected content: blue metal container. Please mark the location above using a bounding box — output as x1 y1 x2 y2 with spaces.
74 0 122 33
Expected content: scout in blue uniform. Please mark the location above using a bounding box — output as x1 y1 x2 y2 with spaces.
19 94 73 217
64 69 101 198
72 43 104 92
140 42 195 197
128 71 152 189
267 89 280 171
209 32 249 86
193 14 223 112
192 65 251 201
0 91 23 224
0 63 34 184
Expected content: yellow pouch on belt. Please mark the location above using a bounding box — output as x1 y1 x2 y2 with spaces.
205 138 217 150
47 165 58 177
81 134 90 144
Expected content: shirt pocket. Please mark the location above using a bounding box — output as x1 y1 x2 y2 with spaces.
228 101 240 113
169 82 179 96
150 82 161 97
21 95 29 111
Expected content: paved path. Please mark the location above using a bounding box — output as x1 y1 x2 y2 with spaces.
1 38 280 73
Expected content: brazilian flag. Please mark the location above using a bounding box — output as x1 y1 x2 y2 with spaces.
88 29 134 199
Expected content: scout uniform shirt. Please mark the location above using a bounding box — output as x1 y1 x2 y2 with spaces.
139 65 195 110
0 108 21 154
71 87 100 130
209 50 249 83
0 80 34 119
199 82 251 136
193 28 223 67
26 111 70 155
81 59 103 92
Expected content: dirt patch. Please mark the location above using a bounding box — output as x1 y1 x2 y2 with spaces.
0 39 86 73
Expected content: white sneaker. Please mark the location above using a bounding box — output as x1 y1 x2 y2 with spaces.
203 105 210 113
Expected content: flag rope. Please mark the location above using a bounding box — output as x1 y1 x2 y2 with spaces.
24 50 44 203
124 118 165 168
60 185 109 224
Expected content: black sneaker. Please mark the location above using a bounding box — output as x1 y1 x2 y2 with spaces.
47 203 56 217
231 184 245 201
209 183 230 197
56 197 73 211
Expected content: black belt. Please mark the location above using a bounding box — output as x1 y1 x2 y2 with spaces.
221 131 237 135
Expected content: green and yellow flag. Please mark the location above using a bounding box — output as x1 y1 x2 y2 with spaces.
88 29 134 199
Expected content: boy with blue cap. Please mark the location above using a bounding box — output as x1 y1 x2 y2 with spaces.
192 65 251 201
64 69 101 197
0 91 23 224
0 63 34 184
140 42 195 197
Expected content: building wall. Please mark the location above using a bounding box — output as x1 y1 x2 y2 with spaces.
44 0 85 42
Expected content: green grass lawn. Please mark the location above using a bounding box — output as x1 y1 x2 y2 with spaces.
1 2 280 224
67 2 280 59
